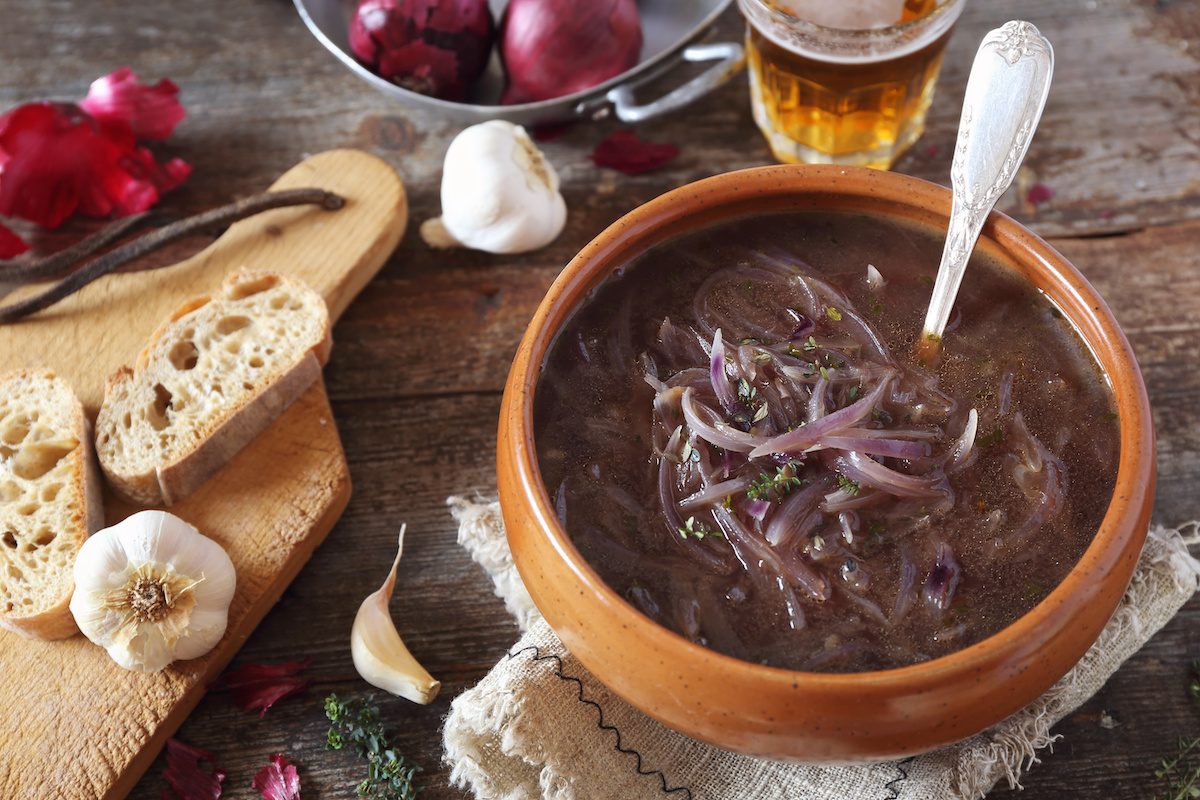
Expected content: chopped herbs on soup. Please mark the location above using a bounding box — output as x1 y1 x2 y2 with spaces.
534 211 1119 673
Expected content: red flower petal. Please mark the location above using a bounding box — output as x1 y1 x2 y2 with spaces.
252 754 301 800
160 738 226 800
0 102 107 228
79 67 186 141
0 100 190 228
590 129 680 175
531 121 574 142
0 222 29 258
1026 182 1056 205
217 657 313 718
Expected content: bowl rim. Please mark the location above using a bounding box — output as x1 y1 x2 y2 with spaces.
293 0 737 125
500 163 1155 750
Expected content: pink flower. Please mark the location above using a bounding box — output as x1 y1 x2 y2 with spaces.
0 68 190 231
252 754 302 800
80 67 186 141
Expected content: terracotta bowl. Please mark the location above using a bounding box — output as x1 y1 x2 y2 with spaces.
496 164 1155 764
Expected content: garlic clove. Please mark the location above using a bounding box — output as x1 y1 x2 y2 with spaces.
418 216 463 250
432 120 567 255
69 510 236 673
351 525 440 704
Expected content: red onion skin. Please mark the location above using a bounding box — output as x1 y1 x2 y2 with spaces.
499 0 643 105
349 0 494 102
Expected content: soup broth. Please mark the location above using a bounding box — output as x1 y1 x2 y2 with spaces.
533 210 1119 673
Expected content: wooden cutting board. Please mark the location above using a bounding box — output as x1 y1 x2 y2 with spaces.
0 149 408 800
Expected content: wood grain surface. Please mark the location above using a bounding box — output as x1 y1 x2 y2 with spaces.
2 1 1200 799
0 150 406 798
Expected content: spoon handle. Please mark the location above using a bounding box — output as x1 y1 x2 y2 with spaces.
920 21 1054 346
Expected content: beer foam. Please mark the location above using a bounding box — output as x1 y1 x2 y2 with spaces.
776 0 907 30
753 0 963 64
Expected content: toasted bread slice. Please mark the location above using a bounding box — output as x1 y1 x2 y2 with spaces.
95 269 332 506
0 369 103 640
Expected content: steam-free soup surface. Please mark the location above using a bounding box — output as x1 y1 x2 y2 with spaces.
534 210 1119 672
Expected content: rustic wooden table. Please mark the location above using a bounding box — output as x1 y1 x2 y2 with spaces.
3 0 1200 798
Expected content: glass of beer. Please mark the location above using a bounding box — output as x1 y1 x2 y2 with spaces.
737 0 967 168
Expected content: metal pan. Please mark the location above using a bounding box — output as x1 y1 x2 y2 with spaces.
294 0 743 127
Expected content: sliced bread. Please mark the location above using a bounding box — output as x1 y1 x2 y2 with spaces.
0 369 103 640
95 269 332 507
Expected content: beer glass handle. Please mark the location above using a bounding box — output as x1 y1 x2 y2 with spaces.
920 21 1055 351
605 43 747 124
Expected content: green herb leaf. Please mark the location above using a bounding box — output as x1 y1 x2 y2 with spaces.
326 694 421 800
678 516 722 540
836 475 861 495
747 464 804 501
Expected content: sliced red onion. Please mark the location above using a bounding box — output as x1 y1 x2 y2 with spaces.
774 546 832 603
1004 461 1065 546
657 429 730 572
836 511 858 544
933 620 968 643
1003 413 1069 545
806 374 830 422
892 547 918 624
799 640 868 671
836 585 888 626
680 387 767 453
820 487 883 514
745 498 772 521
712 506 810 627
709 329 739 414
837 306 895 366
943 407 978 473
788 315 815 340
866 263 886 290
657 317 709 365
836 450 954 502
764 479 826 545
816 435 929 461
998 371 1014 415
715 505 828 603
750 375 894 458
692 266 817 340
679 474 753 510
834 425 939 441
922 542 961 611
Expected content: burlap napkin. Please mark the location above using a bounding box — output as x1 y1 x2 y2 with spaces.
442 497 1200 800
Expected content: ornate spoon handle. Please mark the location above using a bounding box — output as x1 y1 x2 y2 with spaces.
919 21 1054 352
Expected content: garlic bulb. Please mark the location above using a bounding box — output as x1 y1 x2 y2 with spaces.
420 119 567 254
351 525 440 704
69 510 236 672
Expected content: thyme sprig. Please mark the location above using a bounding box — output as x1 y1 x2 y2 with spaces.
325 693 422 800
1153 737 1200 800
1189 659 1200 709
678 515 721 541
836 475 861 496
1150 660 1200 800
747 462 804 501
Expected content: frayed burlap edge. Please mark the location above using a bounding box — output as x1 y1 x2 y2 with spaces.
445 497 1200 800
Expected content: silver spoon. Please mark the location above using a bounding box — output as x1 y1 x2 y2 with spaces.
918 20 1054 360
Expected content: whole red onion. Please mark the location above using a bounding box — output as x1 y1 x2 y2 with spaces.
499 0 643 105
349 0 494 102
